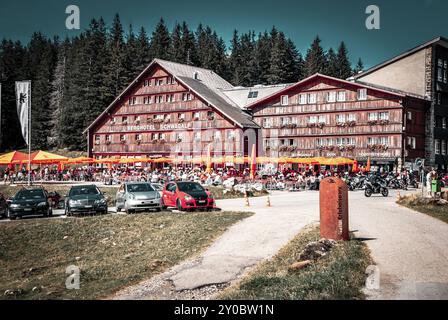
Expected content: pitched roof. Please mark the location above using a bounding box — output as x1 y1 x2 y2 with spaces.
245 73 425 110
84 59 259 133
353 36 448 80
222 83 294 108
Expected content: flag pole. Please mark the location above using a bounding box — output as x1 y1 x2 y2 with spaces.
28 81 31 186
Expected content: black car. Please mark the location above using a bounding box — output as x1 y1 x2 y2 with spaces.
65 185 108 216
0 193 7 219
7 188 52 220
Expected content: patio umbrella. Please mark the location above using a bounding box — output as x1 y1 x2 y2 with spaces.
0 151 29 166
30 151 68 164
365 157 371 172
249 144 257 180
205 145 212 173
352 159 359 173
66 156 96 164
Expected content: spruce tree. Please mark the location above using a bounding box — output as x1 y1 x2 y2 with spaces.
335 41 352 79
325 47 338 77
304 36 327 77
353 58 364 75
136 26 151 71
149 18 171 60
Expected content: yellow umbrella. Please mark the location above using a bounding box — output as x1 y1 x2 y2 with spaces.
30 151 68 164
66 156 96 164
0 151 29 165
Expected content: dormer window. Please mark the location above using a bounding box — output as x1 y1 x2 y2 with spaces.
248 91 259 99
194 72 200 80
155 78 164 86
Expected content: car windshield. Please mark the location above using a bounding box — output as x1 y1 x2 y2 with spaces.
69 186 100 196
177 182 205 193
127 184 154 193
152 184 162 191
16 189 45 200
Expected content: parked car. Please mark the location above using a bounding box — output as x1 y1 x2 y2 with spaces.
162 181 214 211
0 192 8 219
64 185 108 216
6 187 52 220
115 182 162 214
151 183 164 197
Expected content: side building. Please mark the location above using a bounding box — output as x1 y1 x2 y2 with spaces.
353 36 448 170
242 74 428 171
84 59 260 162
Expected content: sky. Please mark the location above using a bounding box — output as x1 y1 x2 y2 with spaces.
0 0 447 68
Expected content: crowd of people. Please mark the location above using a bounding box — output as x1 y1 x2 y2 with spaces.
1 164 445 194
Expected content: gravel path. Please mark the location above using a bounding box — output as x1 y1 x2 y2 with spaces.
112 188 448 300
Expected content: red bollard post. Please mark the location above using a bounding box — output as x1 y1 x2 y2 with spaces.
319 177 350 241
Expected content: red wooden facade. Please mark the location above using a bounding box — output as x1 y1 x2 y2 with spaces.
247 75 428 167
86 61 259 161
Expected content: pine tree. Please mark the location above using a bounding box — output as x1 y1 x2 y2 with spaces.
180 22 198 65
229 30 243 85
325 47 338 77
135 26 151 71
305 36 327 77
149 18 171 60
353 58 364 75
334 41 352 79
170 23 183 63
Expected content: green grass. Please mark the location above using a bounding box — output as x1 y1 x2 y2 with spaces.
218 226 372 300
397 194 448 224
0 211 252 300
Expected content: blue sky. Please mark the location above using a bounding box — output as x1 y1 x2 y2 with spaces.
0 0 446 68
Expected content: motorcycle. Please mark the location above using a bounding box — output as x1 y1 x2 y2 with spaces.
364 178 389 197
348 175 367 191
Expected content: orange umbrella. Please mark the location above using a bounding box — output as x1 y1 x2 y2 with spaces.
206 145 212 173
66 156 96 164
365 157 371 172
249 144 257 180
0 151 29 167
30 151 68 164
352 160 359 173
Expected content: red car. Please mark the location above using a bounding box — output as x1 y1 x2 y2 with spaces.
162 181 214 211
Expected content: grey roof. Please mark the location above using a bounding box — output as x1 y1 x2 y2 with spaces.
353 36 448 80
85 59 259 132
222 83 294 108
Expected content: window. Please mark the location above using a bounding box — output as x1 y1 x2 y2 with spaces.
348 114 357 122
156 95 164 103
129 97 137 106
214 131 222 141
438 65 443 82
178 113 185 121
438 93 442 105
182 93 192 101
407 137 416 149
155 78 164 86
120 134 126 142
336 114 346 123
167 94 175 103
167 77 175 85
144 79 152 87
94 135 100 145
379 137 389 145
327 92 336 103
164 114 171 122
308 93 317 104
122 116 128 124
193 112 201 121
281 117 291 126
207 111 215 120
443 117 447 129
357 89 367 101
407 111 412 121
248 91 259 99
281 95 289 106
435 139 441 155
309 116 318 124
134 116 141 124
337 91 346 102
194 132 201 142
443 140 447 156
379 112 389 120
368 113 378 121
262 118 273 128
143 96 152 104
367 137 376 145
318 115 326 123
135 134 142 141
227 130 236 140
105 135 111 142
299 94 307 105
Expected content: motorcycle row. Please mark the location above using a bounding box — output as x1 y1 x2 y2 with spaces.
345 172 419 198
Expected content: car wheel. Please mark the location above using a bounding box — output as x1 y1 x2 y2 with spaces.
49 208 53 217
155 208 162 212
176 199 184 212
116 203 121 212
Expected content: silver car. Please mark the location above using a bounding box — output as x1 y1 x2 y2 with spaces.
116 182 162 214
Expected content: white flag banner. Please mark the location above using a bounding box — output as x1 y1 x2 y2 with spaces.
15 81 31 145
